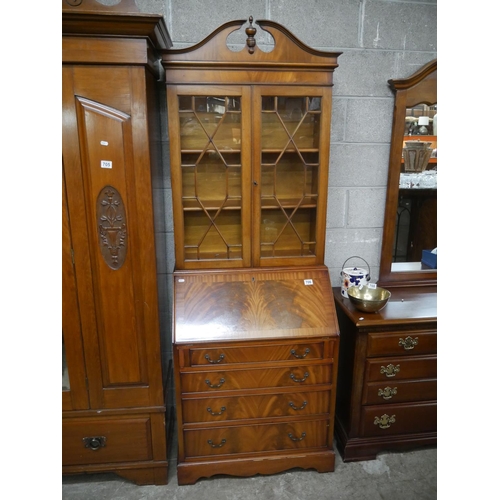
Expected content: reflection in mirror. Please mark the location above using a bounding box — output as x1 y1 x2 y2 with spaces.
392 103 437 268
63 335 70 390
379 59 437 287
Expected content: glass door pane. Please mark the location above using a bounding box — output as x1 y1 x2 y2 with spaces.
259 96 321 259
178 95 245 262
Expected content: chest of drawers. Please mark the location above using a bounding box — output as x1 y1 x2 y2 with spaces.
333 286 437 461
173 267 339 485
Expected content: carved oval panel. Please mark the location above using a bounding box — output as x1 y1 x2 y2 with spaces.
96 185 127 269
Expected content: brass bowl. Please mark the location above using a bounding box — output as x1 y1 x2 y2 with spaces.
347 285 391 313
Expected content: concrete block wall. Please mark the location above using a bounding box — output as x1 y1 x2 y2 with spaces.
129 0 436 376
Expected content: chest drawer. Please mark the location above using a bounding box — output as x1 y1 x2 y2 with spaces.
359 402 437 437
365 355 436 383
366 330 437 357
186 340 328 367
362 378 436 405
182 390 330 423
62 415 153 466
183 418 329 458
181 364 332 393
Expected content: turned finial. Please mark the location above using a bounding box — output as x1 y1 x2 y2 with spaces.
245 16 257 54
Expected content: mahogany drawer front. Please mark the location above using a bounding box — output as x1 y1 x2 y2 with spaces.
183 419 329 458
365 355 436 383
182 390 330 423
359 402 437 438
187 341 326 367
180 364 331 393
366 330 437 358
362 378 437 405
62 416 152 466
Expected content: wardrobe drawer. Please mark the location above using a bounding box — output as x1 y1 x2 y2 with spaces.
366 330 437 357
183 419 329 458
180 364 332 393
182 390 331 423
359 402 437 438
365 355 436 383
62 415 153 466
186 340 327 367
362 378 437 405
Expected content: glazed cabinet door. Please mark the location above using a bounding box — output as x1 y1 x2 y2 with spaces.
62 65 163 410
252 87 332 267
166 85 253 269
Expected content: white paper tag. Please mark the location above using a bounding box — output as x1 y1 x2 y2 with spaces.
178 278 185 282
101 160 112 169
368 283 377 289
304 279 313 285
100 141 109 146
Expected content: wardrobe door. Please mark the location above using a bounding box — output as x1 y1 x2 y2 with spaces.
62 167 89 412
62 65 163 410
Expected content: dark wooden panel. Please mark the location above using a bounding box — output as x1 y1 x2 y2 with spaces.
362 379 436 405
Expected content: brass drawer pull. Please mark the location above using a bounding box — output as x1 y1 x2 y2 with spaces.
205 353 225 364
378 386 398 400
399 336 419 350
380 364 400 378
83 436 106 451
290 348 310 359
374 414 396 429
288 432 306 442
290 371 309 383
207 406 226 416
205 378 225 389
289 401 308 411
207 439 226 448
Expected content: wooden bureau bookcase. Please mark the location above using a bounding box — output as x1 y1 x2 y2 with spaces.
162 18 342 484
173 267 339 485
333 286 437 461
62 0 171 485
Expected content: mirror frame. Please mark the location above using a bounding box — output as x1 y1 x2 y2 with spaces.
379 59 437 287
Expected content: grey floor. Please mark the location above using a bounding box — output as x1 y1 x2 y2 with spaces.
62 435 437 499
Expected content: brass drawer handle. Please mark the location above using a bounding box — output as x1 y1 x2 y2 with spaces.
83 436 106 451
399 336 419 350
374 414 396 429
290 348 310 359
205 378 225 389
378 386 398 400
207 406 226 416
205 353 225 364
380 364 400 378
288 432 306 442
290 371 309 383
289 401 308 411
207 438 226 448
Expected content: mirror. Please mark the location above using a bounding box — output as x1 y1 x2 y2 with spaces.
379 60 437 286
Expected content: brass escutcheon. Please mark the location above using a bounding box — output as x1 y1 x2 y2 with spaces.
205 353 225 364
288 432 306 442
207 439 226 448
374 414 396 429
205 378 225 389
207 406 226 416
289 401 307 411
380 364 400 378
399 336 419 350
378 386 398 400
290 348 310 359
290 371 309 383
